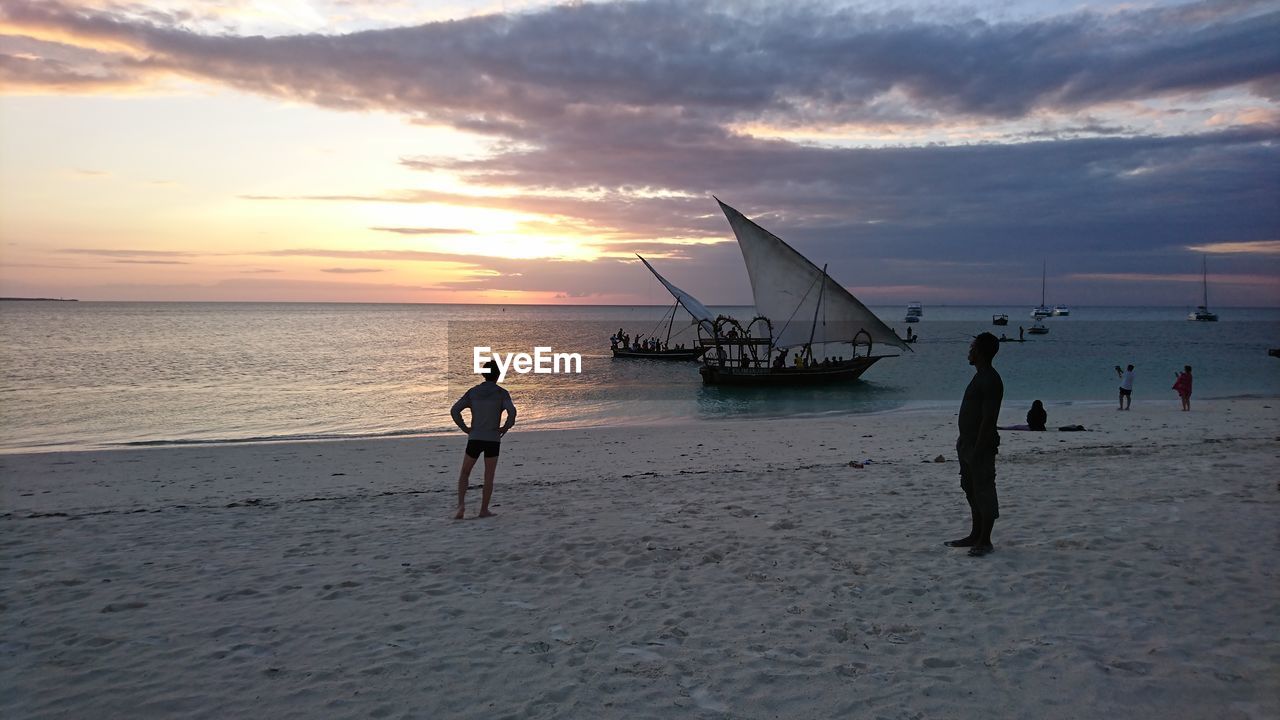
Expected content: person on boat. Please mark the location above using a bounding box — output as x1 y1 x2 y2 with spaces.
773 349 786 369
1018 326 1024 341
1173 366 1193 411
946 332 1004 558
1000 333 1008 342
449 359 516 520
1115 364 1135 410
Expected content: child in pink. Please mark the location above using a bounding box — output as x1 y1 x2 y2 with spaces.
1172 366 1193 411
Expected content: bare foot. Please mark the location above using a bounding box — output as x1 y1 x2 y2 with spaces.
453 505 465 520
478 510 496 518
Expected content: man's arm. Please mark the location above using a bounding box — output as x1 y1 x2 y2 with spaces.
976 375 1004 453
499 391 517 435
450 391 471 433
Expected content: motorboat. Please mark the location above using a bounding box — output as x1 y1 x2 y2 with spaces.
904 301 923 323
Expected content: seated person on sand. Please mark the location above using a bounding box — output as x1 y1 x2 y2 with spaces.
998 399 1047 431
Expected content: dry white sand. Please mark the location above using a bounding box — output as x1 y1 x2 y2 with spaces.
2 398 1277 719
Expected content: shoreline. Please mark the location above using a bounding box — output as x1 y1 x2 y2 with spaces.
4 392 1276 457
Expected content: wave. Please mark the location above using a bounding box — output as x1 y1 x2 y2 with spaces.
115 427 449 447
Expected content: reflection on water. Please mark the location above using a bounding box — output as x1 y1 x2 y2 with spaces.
1 302 1277 451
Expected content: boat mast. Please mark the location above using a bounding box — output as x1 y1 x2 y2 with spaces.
806 264 828 360
1041 261 1046 307
665 299 678 345
1202 256 1209 309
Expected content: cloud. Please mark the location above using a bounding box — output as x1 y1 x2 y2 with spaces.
371 226 475 236
5 0 1279 304
1186 240 1280 254
111 259 187 264
320 267 383 273
58 247 198 257
5 0 1276 125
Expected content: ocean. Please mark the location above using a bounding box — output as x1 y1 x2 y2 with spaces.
1 301 1277 453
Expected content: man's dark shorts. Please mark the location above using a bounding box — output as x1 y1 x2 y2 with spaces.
465 439 501 459
1119 387 1132 397
958 447 1000 519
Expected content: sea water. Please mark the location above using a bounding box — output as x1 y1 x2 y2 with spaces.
1 301 1277 452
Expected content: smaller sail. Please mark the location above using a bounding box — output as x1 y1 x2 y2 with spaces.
636 255 716 325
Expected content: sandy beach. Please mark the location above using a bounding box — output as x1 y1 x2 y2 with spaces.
2 398 1277 719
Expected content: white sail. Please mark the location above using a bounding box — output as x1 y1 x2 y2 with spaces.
636 254 717 326
716 199 909 351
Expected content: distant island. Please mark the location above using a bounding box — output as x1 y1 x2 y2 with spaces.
0 297 78 302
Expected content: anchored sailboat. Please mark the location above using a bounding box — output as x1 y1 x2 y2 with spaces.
1188 256 1218 322
1031 262 1052 319
612 255 710 360
696 199 909 385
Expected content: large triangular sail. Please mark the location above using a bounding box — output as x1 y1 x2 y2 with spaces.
637 254 716 326
715 199 909 351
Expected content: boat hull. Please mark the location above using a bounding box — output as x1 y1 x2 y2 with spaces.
612 347 705 360
992 316 1009 326
699 356 884 385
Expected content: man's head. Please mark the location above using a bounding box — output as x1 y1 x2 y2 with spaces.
1184 365 1192 373
483 360 500 382
968 332 999 366
1127 364 1134 371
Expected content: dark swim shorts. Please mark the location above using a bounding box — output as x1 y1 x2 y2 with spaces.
1119 387 1132 397
958 449 1000 519
465 439 501 458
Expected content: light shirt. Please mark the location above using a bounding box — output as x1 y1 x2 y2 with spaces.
450 382 517 441
1120 370 1135 391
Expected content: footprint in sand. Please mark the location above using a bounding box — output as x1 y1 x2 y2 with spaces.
100 601 147 613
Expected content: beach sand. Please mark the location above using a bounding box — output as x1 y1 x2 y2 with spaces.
2 399 1277 719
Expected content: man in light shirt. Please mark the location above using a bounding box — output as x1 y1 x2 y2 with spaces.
450 360 517 519
1115 363 1135 410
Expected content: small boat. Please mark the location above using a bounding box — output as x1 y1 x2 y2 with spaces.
904 301 923 323
694 199 910 386
1188 256 1218 321
992 314 1009 326
1026 321 1049 335
1051 305 1070 317
619 256 713 361
1031 262 1052 318
611 346 704 360
1269 348 1280 358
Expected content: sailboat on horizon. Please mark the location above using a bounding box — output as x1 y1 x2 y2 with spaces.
1188 256 1219 322
692 198 911 386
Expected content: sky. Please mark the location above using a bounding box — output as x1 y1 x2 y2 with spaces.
0 0 1277 306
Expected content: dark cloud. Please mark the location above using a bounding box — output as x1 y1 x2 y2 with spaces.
4 0 1275 124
